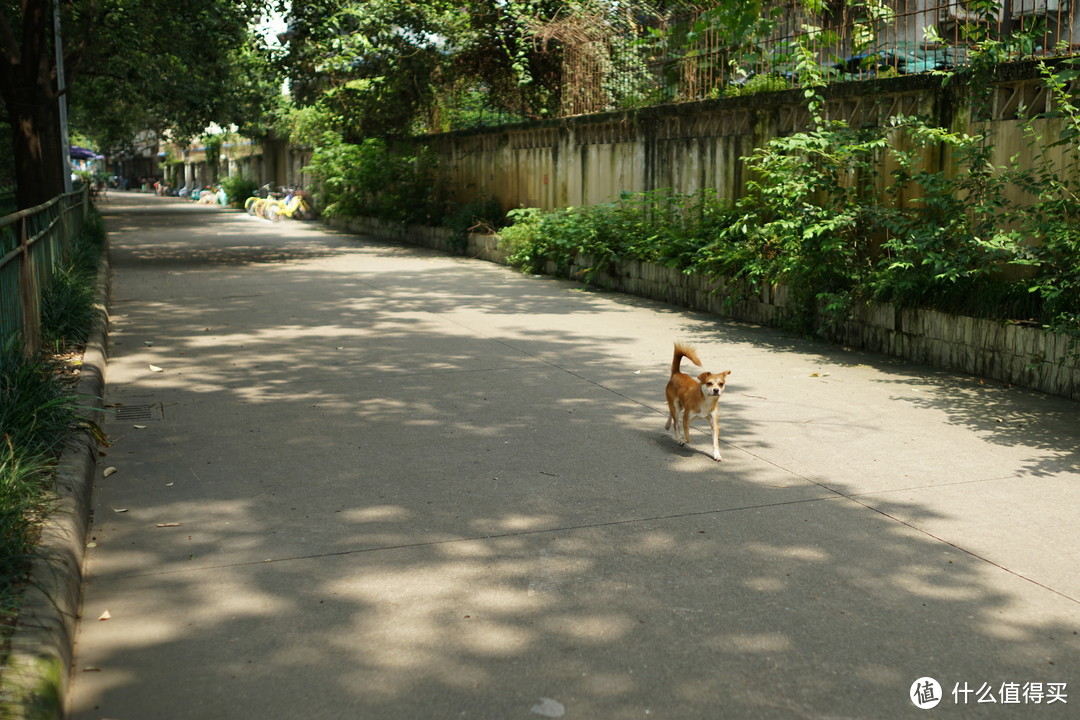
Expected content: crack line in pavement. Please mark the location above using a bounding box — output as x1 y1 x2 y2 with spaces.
110 494 846 580
841 492 1080 605
845 474 1026 497
719 441 1080 606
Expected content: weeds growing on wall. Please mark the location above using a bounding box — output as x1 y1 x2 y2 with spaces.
1010 58 1080 347
496 51 1080 344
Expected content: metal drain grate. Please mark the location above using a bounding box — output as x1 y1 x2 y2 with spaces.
113 404 156 422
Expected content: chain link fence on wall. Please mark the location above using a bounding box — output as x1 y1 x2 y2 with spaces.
511 1 1080 121
655 1 1078 104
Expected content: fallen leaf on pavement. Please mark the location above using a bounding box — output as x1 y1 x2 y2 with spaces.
102 467 117 477
531 698 565 718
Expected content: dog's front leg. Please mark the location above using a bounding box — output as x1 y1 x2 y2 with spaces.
710 408 722 461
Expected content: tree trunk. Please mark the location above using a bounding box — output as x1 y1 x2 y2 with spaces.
0 0 66 210
8 89 65 210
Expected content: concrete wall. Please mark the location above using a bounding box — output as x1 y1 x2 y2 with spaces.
169 64 1073 210
302 64 1080 400
422 63 1074 213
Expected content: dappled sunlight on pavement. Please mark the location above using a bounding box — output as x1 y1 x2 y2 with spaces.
68 192 1080 719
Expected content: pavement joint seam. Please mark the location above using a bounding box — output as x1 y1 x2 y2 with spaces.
694 438 1080 606
844 474 1026 497
847 494 1080 605
91 493 850 581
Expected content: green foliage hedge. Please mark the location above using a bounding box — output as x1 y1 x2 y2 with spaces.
305 135 448 225
41 210 106 352
304 53 1079 348
219 175 260 209
499 59 1080 344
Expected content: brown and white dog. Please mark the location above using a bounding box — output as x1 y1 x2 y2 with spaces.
665 342 731 461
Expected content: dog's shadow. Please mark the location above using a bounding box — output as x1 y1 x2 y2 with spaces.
638 425 715 462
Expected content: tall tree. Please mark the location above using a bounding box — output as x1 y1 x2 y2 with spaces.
281 1 715 138
0 1 66 209
0 0 281 210
282 0 570 139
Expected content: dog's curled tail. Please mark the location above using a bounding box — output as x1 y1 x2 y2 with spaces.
671 342 703 375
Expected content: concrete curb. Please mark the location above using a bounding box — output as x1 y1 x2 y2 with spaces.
0 249 109 719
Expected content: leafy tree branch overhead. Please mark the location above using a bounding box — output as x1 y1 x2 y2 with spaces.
281 0 589 138
1 0 723 207
0 0 283 210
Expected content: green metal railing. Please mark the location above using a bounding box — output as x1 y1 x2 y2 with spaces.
0 185 91 354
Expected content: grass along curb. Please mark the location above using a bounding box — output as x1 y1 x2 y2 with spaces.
0 248 109 720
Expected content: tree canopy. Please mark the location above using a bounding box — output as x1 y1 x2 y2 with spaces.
0 0 282 209
280 0 564 139
277 0 762 139
276 0 701 139
70 3 283 150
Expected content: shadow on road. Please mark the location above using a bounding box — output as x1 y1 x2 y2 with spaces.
76 194 1079 718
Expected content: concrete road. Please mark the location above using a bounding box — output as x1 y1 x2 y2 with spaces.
69 192 1079 718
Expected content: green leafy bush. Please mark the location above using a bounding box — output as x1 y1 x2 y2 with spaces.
219 175 259 209
497 56 1080 342
306 134 446 224
500 190 739 279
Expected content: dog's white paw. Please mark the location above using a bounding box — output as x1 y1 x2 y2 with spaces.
712 452 723 462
